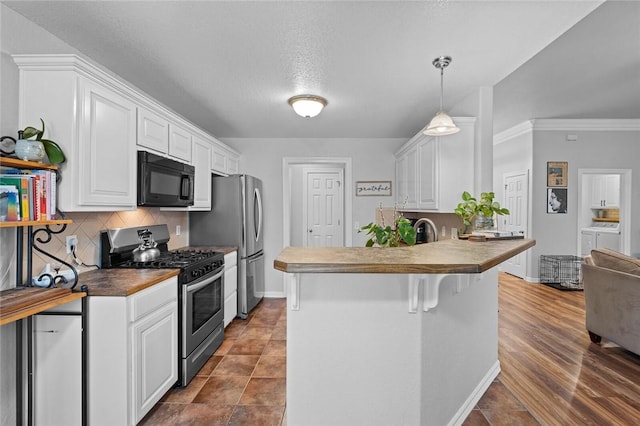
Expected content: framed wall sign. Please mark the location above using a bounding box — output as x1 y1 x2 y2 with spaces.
547 187 568 214
547 161 568 187
355 181 392 196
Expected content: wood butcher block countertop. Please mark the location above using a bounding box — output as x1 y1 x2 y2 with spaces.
78 268 180 297
274 238 535 274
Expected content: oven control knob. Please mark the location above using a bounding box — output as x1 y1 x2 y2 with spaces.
191 270 200 278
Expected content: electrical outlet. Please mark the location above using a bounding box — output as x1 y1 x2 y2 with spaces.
66 235 78 254
176 225 181 236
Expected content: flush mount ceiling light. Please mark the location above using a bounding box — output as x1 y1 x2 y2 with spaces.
288 95 327 118
424 56 460 136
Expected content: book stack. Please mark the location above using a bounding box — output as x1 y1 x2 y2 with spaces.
0 169 57 222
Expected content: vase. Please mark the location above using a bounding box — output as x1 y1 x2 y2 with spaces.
474 213 495 231
15 139 45 162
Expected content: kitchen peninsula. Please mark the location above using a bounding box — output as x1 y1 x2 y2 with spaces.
274 238 534 426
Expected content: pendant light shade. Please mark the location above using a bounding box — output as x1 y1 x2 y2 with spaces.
288 95 327 118
424 56 460 136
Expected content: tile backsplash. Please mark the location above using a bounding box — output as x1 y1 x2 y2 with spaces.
4 208 188 286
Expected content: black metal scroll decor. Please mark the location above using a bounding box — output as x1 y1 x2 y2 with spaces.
31 223 79 289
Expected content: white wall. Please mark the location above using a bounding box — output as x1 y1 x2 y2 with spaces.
495 120 640 280
223 138 405 296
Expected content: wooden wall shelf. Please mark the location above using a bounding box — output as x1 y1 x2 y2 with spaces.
0 157 58 170
0 219 71 228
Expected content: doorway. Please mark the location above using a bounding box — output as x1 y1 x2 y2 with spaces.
577 169 631 256
282 157 353 248
501 170 530 279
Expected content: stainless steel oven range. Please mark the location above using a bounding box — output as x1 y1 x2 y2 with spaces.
100 224 224 386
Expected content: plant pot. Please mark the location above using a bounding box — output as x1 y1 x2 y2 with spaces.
474 213 495 231
15 139 45 162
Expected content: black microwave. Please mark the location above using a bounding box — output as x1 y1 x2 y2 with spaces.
137 151 195 207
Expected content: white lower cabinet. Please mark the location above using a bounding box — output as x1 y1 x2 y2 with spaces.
224 251 238 327
89 277 178 426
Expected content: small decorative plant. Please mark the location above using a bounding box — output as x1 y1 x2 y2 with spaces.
21 118 66 164
454 191 510 234
359 203 416 247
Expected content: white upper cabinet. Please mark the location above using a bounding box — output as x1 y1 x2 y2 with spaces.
15 54 137 211
190 136 212 210
395 118 476 212
137 107 169 153
590 174 620 208
168 122 192 163
14 54 240 212
211 140 241 176
78 78 137 207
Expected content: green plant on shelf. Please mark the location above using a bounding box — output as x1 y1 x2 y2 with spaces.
21 118 66 165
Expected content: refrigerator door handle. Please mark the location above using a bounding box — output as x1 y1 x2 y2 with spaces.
254 187 263 244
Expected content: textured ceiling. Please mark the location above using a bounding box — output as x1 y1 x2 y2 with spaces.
5 0 632 139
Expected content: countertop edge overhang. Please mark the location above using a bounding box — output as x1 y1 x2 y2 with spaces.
273 238 535 274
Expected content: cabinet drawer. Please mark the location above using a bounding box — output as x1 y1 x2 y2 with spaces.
129 277 177 322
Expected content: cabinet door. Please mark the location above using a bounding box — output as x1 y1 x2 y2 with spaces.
595 232 621 251
227 153 240 175
603 175 620 207
137 107 169 153
590 175 604 207
78 78 137 207
581 230 595 257
211 145 228 174
131 302 178 424
169 123 192 162
416 136 438 210
34 315 82 426
191 136 212 210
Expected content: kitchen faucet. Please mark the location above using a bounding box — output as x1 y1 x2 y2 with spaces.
413 218 439 243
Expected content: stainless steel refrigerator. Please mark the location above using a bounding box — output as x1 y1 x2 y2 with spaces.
189 174 264 318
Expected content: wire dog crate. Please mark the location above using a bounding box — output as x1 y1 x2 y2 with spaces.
539 255 584 290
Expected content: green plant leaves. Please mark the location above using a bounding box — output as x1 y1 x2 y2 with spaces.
20 118 65 164
454 191 510 229
358 217 416 247
41 139 66 164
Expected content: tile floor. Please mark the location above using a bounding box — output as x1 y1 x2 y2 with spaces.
140 298 287 426
141 297 536 426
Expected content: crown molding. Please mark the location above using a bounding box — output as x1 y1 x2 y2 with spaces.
494 119 640 145
530 119 640 131
493 121 534 145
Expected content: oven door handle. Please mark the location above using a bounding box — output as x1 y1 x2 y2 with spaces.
186 269 224 294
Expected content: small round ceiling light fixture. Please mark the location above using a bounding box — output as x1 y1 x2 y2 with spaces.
424 55 460 136
288 94 327 118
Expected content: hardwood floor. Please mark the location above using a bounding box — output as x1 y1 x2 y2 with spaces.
495 272 640 425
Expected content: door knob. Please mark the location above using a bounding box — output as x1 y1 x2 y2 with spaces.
308 229 313 233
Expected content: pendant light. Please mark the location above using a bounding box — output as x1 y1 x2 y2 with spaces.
424 56 460 136
288 95 328 118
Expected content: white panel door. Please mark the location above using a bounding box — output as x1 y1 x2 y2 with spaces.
304 169 344 247
502 171 529 278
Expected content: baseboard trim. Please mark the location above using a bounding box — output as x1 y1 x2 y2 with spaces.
264 291 286 298
449 360 501 426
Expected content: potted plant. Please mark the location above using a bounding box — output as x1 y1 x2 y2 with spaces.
20 118 66 165
359 204 416 247
454 191 510 235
